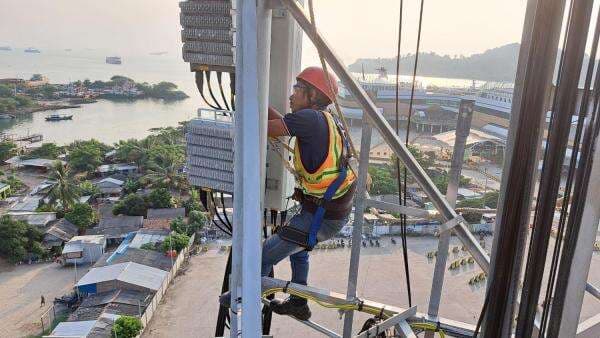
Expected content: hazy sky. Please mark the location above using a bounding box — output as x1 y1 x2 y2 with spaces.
0 0 528 64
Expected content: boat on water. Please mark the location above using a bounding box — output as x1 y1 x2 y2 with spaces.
106 56 122 65
45 114 73 121
150 51 168 56
0 114 16 119
24 47 41 53
0 46 11 51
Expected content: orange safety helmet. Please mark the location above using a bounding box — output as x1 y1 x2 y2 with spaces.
296 67 339 103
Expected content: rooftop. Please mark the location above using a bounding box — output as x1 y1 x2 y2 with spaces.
8 211 56 227
147 207 186 220
43 219 78 244
87 216 143 239
76 262 168 291
94 247 173 271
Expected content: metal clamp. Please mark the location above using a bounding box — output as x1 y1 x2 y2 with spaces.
439 215 465 234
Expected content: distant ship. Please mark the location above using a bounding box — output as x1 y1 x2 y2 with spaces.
45 114 73 121
64 48 72 52
106 56 122 65
24 47 41 53
150 51 168 56
0 46 11 51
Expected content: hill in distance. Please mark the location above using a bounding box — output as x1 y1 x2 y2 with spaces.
348 43 520 82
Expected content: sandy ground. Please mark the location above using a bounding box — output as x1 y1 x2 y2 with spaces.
0 261 89 337
142 235 600 337
143 237 488 338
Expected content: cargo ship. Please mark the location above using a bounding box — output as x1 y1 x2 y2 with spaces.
24 47 41 53
106 56 122 65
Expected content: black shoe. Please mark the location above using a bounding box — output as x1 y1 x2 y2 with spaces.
269 297 311 321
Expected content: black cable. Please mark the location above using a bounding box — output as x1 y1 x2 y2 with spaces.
195 71 220 110
540 4 599 334
210 192 232 233
220 192 232 228
217 72 231 111
206 71 223 110
229 72 236 111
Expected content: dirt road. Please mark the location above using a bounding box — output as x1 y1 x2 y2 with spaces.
0 261 87 337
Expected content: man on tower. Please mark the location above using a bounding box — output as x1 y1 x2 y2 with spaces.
221 67 356 321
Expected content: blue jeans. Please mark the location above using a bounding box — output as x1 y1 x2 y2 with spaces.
261 209 348 285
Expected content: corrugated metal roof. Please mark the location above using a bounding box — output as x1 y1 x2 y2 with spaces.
9 211 56 227
10 196 43 212
147 208 185 220
77 262 167 291
50 320 96 337
129 231 169 249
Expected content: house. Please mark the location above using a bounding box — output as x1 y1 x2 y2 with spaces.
143 218 171 230
87 216 143 244
96 163 138 177
29 180 56 196
93 177 124 197
43 219 79 248
0 182 10 200
76 261 168 294
129 228 171 250
9 195 43 212
5 156 65 171
9 211 56 227
95 246 173 271
457 188 482 200
61 235 106 265
146 208 186 220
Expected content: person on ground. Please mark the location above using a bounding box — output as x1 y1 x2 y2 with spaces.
220 67 357 321
40 295 45 307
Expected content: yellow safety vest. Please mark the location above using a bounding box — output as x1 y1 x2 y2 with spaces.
293 111 356 199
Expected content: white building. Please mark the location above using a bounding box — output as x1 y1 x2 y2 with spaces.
62 235 107 265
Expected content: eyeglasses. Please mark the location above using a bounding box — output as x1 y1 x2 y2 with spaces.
293 83 308 92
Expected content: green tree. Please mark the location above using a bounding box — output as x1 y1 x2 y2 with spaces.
22 142 63 160
142 147 187 191
0 216 44 263
113 194 147 216
462 211 483 224
65 203 97 231
67 139 110 173
483 190 500 209
47 162 79 210
122 179 141 195
0 97 17 112
147 188 173 209
161 233 190 253
0 84 13 97
183 189 203 214
170 216 188 235
368 165 398 195
14 95 33 107
112 316 142 338
0 141 16 162
78 180 101 197
188 210 207 234
114 139 148 168
3 174 25 192
140 242 159 251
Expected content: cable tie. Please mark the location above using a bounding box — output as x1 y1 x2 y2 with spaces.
283 281 291 294
357 299 364 311
435 321 441 332
377 306 386 320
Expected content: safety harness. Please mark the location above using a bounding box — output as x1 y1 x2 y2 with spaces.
277 110 353 250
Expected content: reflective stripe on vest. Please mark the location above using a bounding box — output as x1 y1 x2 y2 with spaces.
293 111 356 199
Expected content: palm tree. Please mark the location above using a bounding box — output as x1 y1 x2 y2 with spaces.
141 148 187 193
47 161 79 210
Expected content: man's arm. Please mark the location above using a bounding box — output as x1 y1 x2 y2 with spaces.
268 106 284 120
268 119 289 137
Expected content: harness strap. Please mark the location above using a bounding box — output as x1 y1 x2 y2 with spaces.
307 113 351 249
